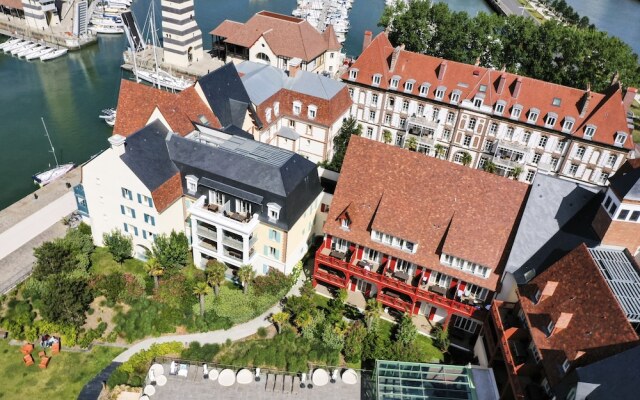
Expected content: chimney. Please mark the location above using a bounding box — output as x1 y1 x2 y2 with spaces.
623 87 638 113
390 44 404 72
497 74 507 95
554 312 573 335
580 83 592 118
611 71 620 86
540 281 558 302
437 60 447 81
513 77 522 99
474 57 480 66
289 64 300 78
362 30 372 53
108 134 126 157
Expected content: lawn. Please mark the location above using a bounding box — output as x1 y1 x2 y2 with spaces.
630 100 640 143
0 340 122 399
90 247 146 278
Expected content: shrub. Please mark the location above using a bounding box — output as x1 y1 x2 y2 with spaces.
128 375 144 387
107 369 129 388
253 269 289 296
77 222 92 236
343 321 367 363
119 341 184 376
181 342 221 361
257 327 268 338
96 272 126 303
32 320 78 347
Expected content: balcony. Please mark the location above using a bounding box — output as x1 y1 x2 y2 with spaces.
314 268 348 287
197 237 218 254
190 196 260 236
223 247 243 261
378 292 413 313
407 115 439 130
222 233 244 250
314 243 486 320
196 225 217 241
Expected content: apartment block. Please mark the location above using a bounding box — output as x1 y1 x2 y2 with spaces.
312 136 528 348
344 32 635 186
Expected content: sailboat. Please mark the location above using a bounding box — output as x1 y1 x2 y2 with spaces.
32 118 75 187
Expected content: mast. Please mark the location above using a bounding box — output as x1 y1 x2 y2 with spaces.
41 117 59 168
150 0 161 90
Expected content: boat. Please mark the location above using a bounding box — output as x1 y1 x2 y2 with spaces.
17 44 44 58
32 118 75 187
2 39 26 53
135 69 192 91
105 117 116 127
26 47 53 61
40 48 68 61
11 42 36 56
90 24 124 34
0 38 22 51
90 17 123 26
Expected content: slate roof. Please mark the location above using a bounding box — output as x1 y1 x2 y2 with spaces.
505 173 602 283
519 244 640 387
324 136 529 290
608 159 640 201
197 63 259 130
210 11 340 62
345 33 633 150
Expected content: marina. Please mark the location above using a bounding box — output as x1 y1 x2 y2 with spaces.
292 0 354 43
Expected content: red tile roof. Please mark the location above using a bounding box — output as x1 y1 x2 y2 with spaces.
113 80 220 137
323 136 529 290
0 0 22 9
519 244 639 387
210 11 340 62
345 33 633 150
151 172 182 213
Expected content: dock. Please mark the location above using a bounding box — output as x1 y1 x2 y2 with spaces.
121 45 225 80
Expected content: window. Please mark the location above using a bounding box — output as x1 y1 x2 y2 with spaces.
267 203 281 221
563 118 575 132
527 108 539 123
120 205 136 218
617 209 630 220
483 140 493 152
615 132 628 146
435 86 445 100
609 202 618 216
604 196 612 209
464 284 488 301
366 127 374 139
308 105 317 119
522 131 531 144
533 288 542 303
575 145 586 159
236 199 251 214
442 129 451 141
488 122 498 135
506 126 514 139
269 229 281 243
463 135 472 147
532 153 541 164
584 125 596 139
511 105 522 119
341 218 350 229
123 223 138 236
269 246 278 258
388 97 395 108
569 164 578 176
525 170 535 182
349 69 358 80
143 213 155 226
417 104 425 116
555 140 565 153
550 157 559 170
186 176 197 193
399 118 406 129
545 113 557 127
473 97 483 108
369 110 376 122
121 187 132 200
567 388 577 400
390 77 399 89
384 114 391 125
541 378 551 395
468 118 477 130
546 319 556 336
446 112 455 124
371 94 378 106
530 341 542 363
293 101 302 115
211 191 224 206
495 101 505 114
452 315 479 334
630 211 640 222
364 247 380 262
265 108 272 122
404 81 414 92
607 154 618 167
538 135 548 148
453 152 465 164
431 107 439 121
450 90 460 104
274 102 279 116
348 88 354 99
419 83 430 96
372 74 381 86
401 100 409 113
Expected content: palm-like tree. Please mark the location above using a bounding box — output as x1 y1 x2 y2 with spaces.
434 144 445 159
193 281 212 317
382 129 393 144
206 260 226 297
483 161 497 174
145 257 164 289
406 136 418 151
510 166 524 180
271 311 290 334
294 310 313 332
237 264 256 294
364 298 383 329
460 152 473 167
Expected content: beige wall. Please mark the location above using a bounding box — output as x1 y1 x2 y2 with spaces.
283 192 322 270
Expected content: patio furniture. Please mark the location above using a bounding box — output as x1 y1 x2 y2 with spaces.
342 369 358 385
177 364 188 377
393 270 410 281
23 354 34 367
208 369 219 381
38 351 46 358
143 384 156 396
255 367 261 382
0 330 8 339
218 369 235 387
51 342 60 354
357 260 373 269
156 375 167 387
140 396 150 400
207 204 219 212
312 368 329 386
38 356 50 369
237 368 253 384
150 363 164 377
170 361 177 375
203 364 209 379
20 343 34 355
429 285 447 296
329 250 346 260
331 369 339 383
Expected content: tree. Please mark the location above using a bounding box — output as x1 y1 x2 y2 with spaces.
406 136 418 151
460 152 472 167
432 325 450 353
237 264 256 294
293 310 313 332
322 117 362 172
343 321 367 363
33 239 78 280
327 288 347 324
271 311 290 334
395 313 418 346
103 229 132 264
206 260 226 296
434 144 446 159
382 129 393 144
193 281 212 317
149 230 190 271
40 275 92 327
510 166 524 180
364 299 382 330
483 161 497 174
145 257 164 289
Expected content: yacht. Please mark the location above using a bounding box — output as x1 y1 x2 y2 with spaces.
0 38 22 51
11 42 36 56
41 48 68 61
26 47 54 61
135 69 192 91
32 118 75 187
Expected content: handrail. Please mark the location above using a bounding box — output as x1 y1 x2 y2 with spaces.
491 301 526 399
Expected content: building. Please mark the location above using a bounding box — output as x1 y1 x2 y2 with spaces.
160 0 204 68
236 61 352 163
592 159 640 256
312 136 529 347
343 32 636 186
210 11 342 75
83 119 322 275
484 244 640 400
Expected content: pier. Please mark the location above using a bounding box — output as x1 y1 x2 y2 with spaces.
121 45 225 80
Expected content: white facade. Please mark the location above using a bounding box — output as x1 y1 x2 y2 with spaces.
161 0 204 67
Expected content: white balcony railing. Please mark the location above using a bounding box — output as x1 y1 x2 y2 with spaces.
189 196 260 236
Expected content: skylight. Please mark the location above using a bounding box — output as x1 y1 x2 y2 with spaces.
552 97 561 106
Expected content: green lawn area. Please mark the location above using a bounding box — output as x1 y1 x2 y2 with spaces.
630 100 640 143
90 247 146 277
0 340 122 399
378 319 443 363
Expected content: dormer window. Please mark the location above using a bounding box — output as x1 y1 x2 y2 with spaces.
473 95 484 108
527 108 539 123
494 100 506 114
349 68 358 80
419 83 430 97
404 79 415 93
614 132 628 147
562 117 575 132
435 86 446 100
390 75 400 89
308 105 317 120
546 319 556 337
185 175 198 194
511 104 523 119
561 358 570 373
545 113 558 128
450 90 461 104
533 288 542 303
267 202 281 221
293 101 302 115
265 107 272 123
584 125 596 139
341 217 350 230
372 73 382 86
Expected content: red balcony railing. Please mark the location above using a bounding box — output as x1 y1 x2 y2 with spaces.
378 293 413 312
491 301 526 400
314 268 347 287
315 244 487 320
